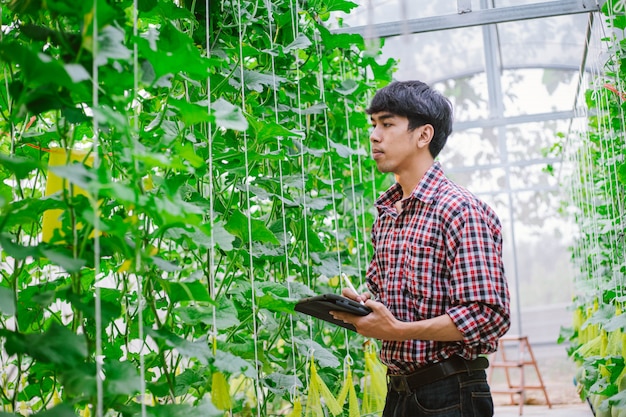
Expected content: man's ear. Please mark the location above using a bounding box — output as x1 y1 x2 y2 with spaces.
416 124 434 149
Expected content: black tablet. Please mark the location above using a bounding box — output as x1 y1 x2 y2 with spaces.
294 293 372 331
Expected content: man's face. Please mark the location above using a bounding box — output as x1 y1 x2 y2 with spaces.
369 112 420 174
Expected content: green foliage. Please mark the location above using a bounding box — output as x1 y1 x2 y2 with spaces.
558 1 626 413
0 0 394 415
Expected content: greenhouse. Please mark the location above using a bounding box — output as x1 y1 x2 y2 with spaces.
0 0 624 416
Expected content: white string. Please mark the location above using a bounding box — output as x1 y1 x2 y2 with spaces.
586 14 613 296
313 35 343 279
235 0 262 414
131 2 147 416
289 0 314 343
264 0 300 401
602 2 626 299
355 128 370 283
91 1 103 416
563 7 606 303
204 0 219 372
340 63 363 282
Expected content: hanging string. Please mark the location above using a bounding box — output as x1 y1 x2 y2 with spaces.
235 0 262 414
263 0 301 404
339 61 363 283
91 1 104 416
601 2 626 301
130 2 148 416
203 0 222 406
289 0 314 344
355 128 371 284
312 30 343 280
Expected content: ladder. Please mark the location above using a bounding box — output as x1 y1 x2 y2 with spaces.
488 335 552 415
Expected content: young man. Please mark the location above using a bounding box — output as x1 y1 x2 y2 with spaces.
331 80 511 417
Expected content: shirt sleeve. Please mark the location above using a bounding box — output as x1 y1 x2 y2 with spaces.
444 203 511 351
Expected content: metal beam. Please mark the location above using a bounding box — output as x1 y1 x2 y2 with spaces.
331 0 604 38
453 109 586 131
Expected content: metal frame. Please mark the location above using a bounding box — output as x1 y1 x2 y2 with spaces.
343 0 601 334
334 0 604 334
453 109 587 131
331 0 604 37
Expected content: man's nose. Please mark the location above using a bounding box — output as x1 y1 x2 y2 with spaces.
370 127 380 143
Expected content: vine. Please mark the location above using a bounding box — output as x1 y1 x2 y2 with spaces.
0 0 395 415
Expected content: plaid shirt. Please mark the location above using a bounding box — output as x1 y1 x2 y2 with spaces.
366 162 510 375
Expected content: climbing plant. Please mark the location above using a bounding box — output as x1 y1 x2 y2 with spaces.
0 0 396 415
559 2 626 416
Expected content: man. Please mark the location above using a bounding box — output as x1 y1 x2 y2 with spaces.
331 80 511 417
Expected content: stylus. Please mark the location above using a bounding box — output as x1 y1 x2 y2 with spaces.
342 273 365 305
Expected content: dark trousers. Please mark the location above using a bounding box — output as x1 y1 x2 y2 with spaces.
383 369 493 417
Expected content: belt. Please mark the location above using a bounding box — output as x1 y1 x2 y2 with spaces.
387 356 489 393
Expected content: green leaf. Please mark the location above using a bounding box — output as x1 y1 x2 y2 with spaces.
316 24 364 50
265 372 303 395
232 68 287 93
147 328 212 364
105 360 141 396
225 210 280 245
311 252 341 277
336 79 359 95
603 313 626 332
64 289 122 326
329 139 365 158
176 142 206 168
0 153 40 179
608 390 626 408
137 22 211 80
144 400 222 417
212 98 248 131
95 25 132 66
61 365 98 397
169 98 212 126
48 163 97 191
247 115 301 142
294 338 340 368
256 282 295 313
0 234 40 259
0 182 12 208
320 0 358 13
32 403 78 417
0 286 16 316
0 42 74 88
2 322 88 366
617 162 626 186
175 299 240 329
159 279 213 304
214 349 253 376
138 0 158 12
611 14 626 30
584 302 616 328
40 248 86 272
284 34 312 52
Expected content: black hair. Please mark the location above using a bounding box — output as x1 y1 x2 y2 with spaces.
366 80 454 158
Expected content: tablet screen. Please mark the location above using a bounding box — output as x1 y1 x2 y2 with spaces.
294 293 371 331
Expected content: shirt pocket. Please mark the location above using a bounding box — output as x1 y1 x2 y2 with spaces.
403 245 446 320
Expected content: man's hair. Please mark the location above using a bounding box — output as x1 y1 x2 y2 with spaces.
366 80 454 158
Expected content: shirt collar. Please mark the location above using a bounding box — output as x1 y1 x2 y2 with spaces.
375 162 445 210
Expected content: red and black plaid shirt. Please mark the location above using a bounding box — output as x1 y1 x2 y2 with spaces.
366 162 511 375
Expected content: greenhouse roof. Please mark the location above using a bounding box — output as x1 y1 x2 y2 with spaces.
331 0 615 331
332 0 605 86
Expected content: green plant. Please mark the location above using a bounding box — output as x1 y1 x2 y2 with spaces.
558 1 626 415
0 0 396 415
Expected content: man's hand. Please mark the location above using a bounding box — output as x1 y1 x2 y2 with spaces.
333 288 465 342
331 288 407 341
